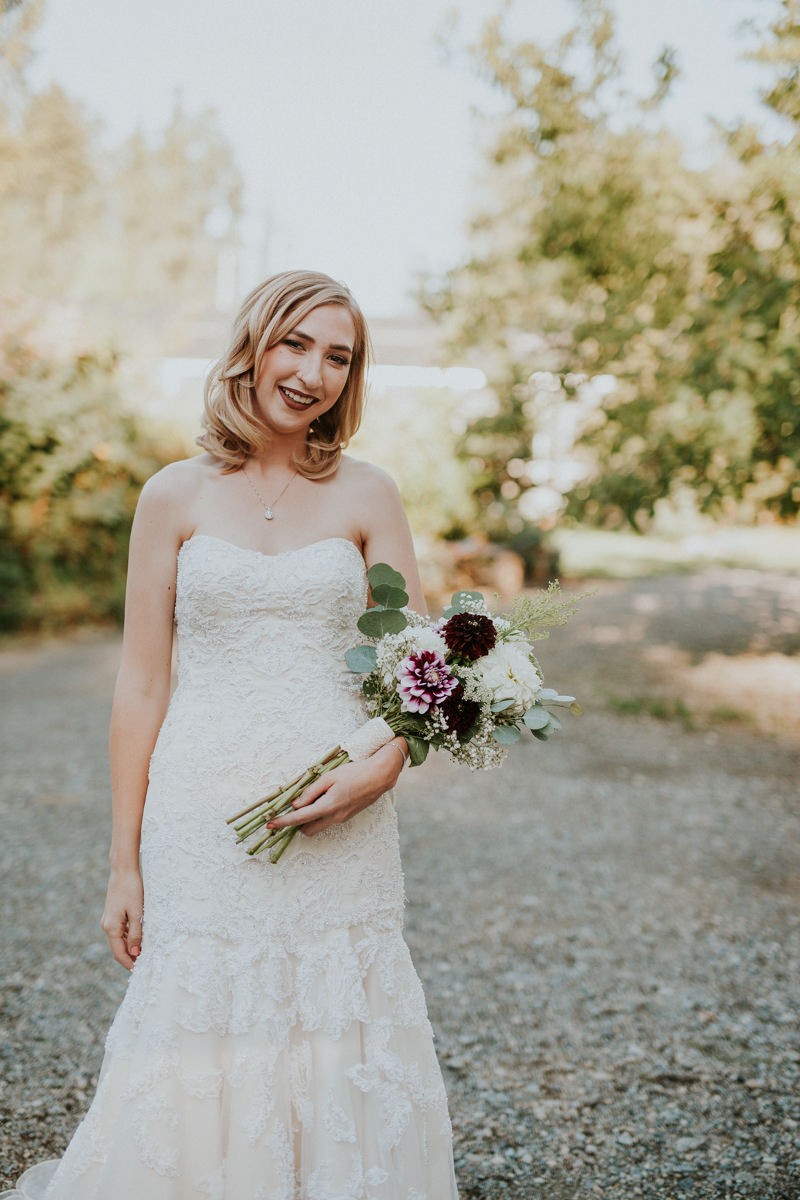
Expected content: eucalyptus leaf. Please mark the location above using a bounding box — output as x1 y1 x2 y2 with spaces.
357 607 408 638
406 735 429 766
531 726 552 741
492 724 521 745
490 698 516 713
537 688 560 701
344 645 378 673
443 589 484 616
371 583 409 608
547 710 562 731
523 706 551 730
367 562 407 591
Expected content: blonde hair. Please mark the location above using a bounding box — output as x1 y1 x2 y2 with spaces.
196 269 372 477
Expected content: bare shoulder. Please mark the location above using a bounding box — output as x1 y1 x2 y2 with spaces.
338 454 401 504
134 453 218 540
139 453 216 502
137 453 218 509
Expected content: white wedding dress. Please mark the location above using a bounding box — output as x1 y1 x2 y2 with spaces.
4 534 459 1200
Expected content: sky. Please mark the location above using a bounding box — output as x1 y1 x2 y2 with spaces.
30 0 777 316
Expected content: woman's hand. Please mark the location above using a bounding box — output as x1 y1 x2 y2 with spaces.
267 744 404 838
101 867 144 971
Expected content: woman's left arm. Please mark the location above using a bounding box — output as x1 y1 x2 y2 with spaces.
268 467 424 837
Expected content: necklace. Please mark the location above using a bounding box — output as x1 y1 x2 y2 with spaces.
243 467 298 520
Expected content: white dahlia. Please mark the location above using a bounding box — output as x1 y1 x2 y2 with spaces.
474 642 542 716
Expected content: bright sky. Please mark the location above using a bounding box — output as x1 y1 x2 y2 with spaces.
31 0 775 315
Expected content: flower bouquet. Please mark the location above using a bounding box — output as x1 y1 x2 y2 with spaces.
227 563 583 862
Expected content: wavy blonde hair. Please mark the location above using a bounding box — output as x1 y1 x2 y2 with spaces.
196 270 372 477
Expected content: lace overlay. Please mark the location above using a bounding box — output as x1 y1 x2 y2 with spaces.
4 535 458 1200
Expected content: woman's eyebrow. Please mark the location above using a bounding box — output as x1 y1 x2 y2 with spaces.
292 328 353 354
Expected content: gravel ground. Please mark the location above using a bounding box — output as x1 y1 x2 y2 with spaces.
1 570 798 1199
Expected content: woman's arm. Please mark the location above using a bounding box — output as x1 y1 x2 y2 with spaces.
360 467 427 615
269 467 423 838
101 467 187 969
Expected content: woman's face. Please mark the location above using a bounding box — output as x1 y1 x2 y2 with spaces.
254 303 356 437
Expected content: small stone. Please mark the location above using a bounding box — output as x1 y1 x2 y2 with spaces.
675 1136 706 1154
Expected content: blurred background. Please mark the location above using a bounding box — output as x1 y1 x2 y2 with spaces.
1 0 798 721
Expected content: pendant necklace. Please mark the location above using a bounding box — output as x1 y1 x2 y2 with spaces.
243 467 298 520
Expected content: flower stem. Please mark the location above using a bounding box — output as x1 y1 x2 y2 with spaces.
269 829 296 863
226 746 342 824
232 748 350 859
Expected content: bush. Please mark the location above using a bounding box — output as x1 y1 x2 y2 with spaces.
0 312 178 631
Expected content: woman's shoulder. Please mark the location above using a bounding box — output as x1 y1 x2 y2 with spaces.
338 454 400 499
135 455 223 535
140 453 221 500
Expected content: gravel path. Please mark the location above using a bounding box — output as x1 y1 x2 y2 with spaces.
1 571 798 1199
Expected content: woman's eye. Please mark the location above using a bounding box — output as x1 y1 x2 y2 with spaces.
331 355 350 367
284 339 303 350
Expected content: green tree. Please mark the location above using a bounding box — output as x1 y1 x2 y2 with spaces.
426 0 800 531
0 309 180 630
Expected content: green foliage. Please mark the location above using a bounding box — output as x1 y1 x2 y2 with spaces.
344 645 378 674
492 724 520 745
506 581 590 642
0 316 178 630
356 564 410 639
0 2 244 629
367 562 409 608
442 589 484 617
425 0 800 530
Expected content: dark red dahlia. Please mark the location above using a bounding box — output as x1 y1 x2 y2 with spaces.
441 612 497 661
440 684 481 737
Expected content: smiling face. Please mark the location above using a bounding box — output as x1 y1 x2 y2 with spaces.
253 303 356 438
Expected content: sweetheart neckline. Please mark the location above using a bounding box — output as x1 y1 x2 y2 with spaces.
179 532 366 572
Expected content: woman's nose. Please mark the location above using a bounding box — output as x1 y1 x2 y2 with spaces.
296 354 323 390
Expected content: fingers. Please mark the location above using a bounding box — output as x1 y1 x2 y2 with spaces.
292 775 331 810
126 912 143 962
101 910 143 972
105 930 136 971
268 777 333 830
270 800 328 830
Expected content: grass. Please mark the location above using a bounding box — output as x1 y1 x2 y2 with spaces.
604 695 752 731
554 526 800 579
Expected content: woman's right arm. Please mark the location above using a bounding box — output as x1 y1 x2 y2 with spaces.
101 466 189 970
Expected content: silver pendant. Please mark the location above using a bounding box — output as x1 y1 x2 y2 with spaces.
264 508 274 520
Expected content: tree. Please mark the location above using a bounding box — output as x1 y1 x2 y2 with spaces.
0 1 242 352
0 306 180 629
425 0 800 531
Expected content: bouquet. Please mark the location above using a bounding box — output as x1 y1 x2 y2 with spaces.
227 563 583 862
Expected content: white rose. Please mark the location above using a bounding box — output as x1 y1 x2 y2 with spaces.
475 642 541 715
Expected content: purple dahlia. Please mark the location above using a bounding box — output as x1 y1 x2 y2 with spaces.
440 683 481 737
396 650 458 714
441 612 497 661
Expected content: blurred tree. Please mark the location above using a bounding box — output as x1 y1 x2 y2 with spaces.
0 0 241 628
0 308 181 630
425 0 800 531
0 1 242 351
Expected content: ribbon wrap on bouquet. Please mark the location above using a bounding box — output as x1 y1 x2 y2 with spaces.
340 717 396 762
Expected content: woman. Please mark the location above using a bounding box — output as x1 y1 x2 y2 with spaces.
4 270 459 1199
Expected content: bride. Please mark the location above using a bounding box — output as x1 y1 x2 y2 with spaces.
4 270 460 1199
